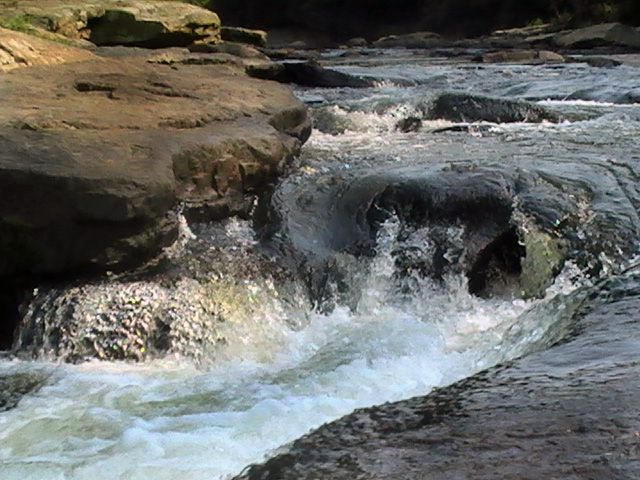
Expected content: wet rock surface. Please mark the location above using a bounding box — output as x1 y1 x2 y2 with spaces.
234 267 640 480
246 60 377 88
0 370 48 411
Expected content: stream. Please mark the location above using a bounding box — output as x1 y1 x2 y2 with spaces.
2 51 640 479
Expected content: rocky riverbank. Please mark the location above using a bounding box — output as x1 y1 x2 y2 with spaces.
0 1 312 350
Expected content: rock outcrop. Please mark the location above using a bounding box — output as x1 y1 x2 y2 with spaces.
1 0 221 48
0 27 95 71
0 34 310 281
246 61 377 88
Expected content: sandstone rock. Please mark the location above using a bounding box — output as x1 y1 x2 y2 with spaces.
554 22 640 49
427 92 559 123
0 46 310 279
372 31 442 49
5 0 221 48
220 26 267 47
188 41 270 60
0 27 94 71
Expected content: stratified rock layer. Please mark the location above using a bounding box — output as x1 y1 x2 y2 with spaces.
0 35 310 280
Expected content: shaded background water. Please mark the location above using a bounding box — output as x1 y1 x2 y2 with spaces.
2 52 640 479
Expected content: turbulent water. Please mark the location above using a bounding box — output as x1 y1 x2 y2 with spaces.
2 52 640 479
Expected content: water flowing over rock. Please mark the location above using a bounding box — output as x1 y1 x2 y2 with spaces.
233 267 640 480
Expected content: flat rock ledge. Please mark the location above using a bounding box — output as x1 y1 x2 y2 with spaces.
235 269 640 480
0 33 311 281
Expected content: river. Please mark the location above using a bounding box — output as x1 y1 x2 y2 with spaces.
1 50 640 479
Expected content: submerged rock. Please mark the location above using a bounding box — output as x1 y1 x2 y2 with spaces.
427 92 559 123
0 371 48 411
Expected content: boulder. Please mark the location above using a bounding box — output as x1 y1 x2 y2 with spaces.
220 26 267 47
246 61 377 88
427 92 559 123
372 31 442 49
554 23 640 49
0 27 94 71
0 44 310 280
3 0 221 48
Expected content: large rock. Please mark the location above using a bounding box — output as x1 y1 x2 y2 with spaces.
0 41 310 280
427 92 559 123
554 22 640 49
0 27 95 71
1 0 221 48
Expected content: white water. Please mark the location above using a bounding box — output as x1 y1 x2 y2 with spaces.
0 224 580 480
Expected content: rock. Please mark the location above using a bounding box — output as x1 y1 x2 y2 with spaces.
188 41 270 60
475 49 565 64
345 37 368 48
246 61 377 88
260 48 319 61
220 26 267 47
582 56 623 67
6 0 221 48
232 268 640 480
0 371 48 411
554 23 640 49
427 92 559 123
0 27 95 71
372 31 442 49
395 117 422 133
537 49 565 62
0 43 310 280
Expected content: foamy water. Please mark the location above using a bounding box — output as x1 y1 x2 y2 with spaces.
0 236 582 480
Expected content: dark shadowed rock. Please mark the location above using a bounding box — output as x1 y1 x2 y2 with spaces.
0 371 48 411
232 267 640 480
246 61 377 88
427 92 559 123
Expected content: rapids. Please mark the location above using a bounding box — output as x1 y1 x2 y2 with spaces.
2 51 640 479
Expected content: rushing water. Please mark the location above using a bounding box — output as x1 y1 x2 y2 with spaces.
2 52 640 479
